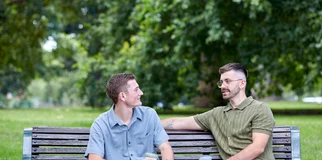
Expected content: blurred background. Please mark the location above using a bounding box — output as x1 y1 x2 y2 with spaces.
1 0 322 109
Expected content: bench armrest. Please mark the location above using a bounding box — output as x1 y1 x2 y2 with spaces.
291 126 301 160
22 128 32 160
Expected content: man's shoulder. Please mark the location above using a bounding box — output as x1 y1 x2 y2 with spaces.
136 106 154 111
251 99 264 105
248 98 271 111
135 106 158 115
212 106 226 110
94 111 109 122
200 106 226 114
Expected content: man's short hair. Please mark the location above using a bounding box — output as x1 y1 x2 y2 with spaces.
106 73 136 104
219 63 248 78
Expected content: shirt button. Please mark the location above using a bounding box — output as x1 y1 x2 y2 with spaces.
228 137 230 139
129 141 131 144
131 154 133 156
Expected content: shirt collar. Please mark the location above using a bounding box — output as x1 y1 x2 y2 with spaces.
107 105 143 128
133 106 143 121
223 96 254 112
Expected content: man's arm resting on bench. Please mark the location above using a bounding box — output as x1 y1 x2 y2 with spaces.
161 116 202 130
227 132 270 160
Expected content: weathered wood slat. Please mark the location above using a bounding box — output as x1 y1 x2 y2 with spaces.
32 140 88 146
33 127 89 134
31 139 291 148
31 146 291 154
272 138 291 144
272 146 291 152
170 141 217 147
32 134 89 140
32 148 86 154
169 134 215 140
171 155 222 160
274 153 292 159
32 155 86 160
31 154 292 160
171 148 218 153
273 133 291 138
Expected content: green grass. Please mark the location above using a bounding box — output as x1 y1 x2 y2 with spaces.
267 101 322 110
1 104 322 159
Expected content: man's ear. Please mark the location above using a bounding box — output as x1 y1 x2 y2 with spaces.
119 92 126 102
240 80 247 89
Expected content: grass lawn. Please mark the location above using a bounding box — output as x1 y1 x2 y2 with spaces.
1 103 322 159
267 101 322 110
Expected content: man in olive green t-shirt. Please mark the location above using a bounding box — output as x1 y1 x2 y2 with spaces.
162 63 275 160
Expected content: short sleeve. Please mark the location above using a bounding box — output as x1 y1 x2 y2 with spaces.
151 109 169 147
193 109 215 131
85 121 105 158
252 103 275 135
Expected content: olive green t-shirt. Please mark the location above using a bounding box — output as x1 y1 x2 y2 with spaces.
194 97 275 160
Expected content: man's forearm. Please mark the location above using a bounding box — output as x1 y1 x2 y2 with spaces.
162 117 202 130
160 148 174 160
161 118 176 130
159 142 174 160
88 154 105 160
227 143 264 160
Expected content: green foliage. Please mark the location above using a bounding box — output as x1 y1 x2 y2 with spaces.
0 0 50 94
239 0 322 97
1 0 322 108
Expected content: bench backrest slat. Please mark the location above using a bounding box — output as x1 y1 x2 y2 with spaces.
32 140 88 146
32 156 86 160
33 134 89 140
32 148 86 154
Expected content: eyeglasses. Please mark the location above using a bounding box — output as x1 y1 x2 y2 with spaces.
217 79 243 88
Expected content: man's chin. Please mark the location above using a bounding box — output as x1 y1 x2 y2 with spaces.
222 95 229 100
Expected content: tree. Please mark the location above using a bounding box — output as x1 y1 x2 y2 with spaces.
1 0 321 108
0 0 49 94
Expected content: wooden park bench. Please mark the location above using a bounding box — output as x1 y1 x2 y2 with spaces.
22 126 301 160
